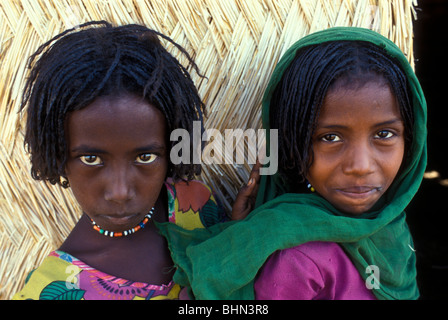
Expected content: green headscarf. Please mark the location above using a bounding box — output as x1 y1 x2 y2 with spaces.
157 27 427 300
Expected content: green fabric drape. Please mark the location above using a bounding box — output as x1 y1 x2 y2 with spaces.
157 27 427 300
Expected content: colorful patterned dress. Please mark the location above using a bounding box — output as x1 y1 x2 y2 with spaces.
13 179 224 300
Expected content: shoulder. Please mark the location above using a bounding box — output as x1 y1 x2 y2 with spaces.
257 241 347 276
12 251 78 300
255 242 376 300
289 241 348 263
260 241 355 277
254 242 327 299
165 178 226 229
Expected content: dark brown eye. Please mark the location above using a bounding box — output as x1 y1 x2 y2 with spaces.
136 153 157 164
321 134 341 142
375 130 394 139
80 155 102 165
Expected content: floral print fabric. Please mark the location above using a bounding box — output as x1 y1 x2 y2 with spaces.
13 179 223 300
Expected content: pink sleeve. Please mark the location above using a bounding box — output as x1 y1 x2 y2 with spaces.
254 242 377 300
254 247 325 300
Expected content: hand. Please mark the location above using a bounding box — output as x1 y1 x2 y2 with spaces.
231 160 262 220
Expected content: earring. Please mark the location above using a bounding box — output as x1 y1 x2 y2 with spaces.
61 177 70 188
307 182 315 192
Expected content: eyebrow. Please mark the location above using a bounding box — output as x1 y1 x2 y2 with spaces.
70 144 166 154
317 118 403 130
70 145 107 154
133 144 166 154
374 118 404 127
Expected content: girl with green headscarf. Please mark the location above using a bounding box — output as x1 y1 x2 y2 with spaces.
157 27 427 300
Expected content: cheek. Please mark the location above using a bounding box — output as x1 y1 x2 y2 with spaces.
65 164 100 209
376 133 406 185
134 158 169 198
382 146 405 184
140 162 168 191
305 152 336 187
153 156 169 179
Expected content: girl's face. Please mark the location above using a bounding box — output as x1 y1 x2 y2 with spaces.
306 81 405 215
65 93 168 232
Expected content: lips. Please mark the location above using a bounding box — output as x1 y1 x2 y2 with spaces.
100 213 139 226
336 186 382 199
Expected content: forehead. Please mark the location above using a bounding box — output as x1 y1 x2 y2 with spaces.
318 81 402 126
66 94 167 150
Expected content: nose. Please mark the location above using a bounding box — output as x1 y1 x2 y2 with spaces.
341 141 375 177
104 165 135 204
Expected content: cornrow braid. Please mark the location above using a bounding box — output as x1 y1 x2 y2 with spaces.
21 21 205 187
270 40 414 189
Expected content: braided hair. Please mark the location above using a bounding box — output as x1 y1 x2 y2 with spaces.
270 40 414 188
21 21 205 187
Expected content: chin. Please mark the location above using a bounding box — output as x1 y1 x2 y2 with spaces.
337 203 375 216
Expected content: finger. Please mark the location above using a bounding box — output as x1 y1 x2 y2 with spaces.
232 179 256 220
249 159 262 184
257 140 266 165
240 177 259 206
239 177 256 197
242 160 262 200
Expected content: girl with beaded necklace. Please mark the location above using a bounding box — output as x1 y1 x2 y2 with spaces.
12 21 256 300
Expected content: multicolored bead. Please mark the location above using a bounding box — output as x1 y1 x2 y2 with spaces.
90 207 155 237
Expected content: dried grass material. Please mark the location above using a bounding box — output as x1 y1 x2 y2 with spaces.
0 0 418 299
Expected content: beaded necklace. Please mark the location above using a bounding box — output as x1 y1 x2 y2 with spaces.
91 207 155 237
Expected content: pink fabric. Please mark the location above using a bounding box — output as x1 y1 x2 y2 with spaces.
254 241 376 300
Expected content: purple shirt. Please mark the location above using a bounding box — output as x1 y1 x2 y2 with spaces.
254 241 376 300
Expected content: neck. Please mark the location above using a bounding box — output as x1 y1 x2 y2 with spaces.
59 184 169 254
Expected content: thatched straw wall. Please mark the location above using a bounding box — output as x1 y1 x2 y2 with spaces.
0 0 417 299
